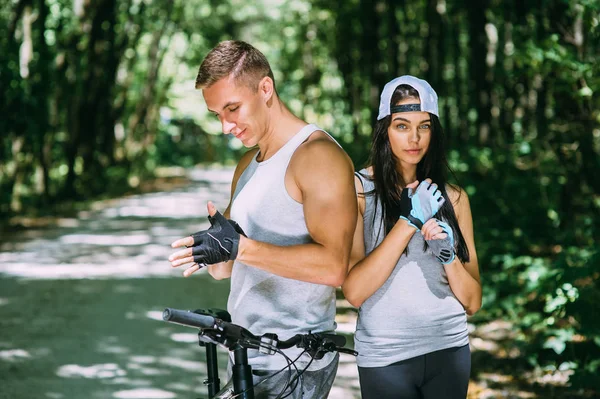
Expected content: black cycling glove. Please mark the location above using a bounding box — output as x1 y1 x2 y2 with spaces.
190 211 246 265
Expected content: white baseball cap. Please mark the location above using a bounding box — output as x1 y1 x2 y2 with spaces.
377 75 439 120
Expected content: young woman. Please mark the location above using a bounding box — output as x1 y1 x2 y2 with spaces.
342 76 482 399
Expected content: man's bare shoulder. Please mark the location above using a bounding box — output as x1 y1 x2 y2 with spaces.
289 132 354 190
304 129 334 143
293 131 351 166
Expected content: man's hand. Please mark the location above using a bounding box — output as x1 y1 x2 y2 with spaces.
422 218 455 264
189 209 244 263
400 179 445 230
169 202 245 277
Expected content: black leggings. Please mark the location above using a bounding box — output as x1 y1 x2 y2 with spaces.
358 344 471 399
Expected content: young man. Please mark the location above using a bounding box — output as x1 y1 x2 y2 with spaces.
168 40 357 398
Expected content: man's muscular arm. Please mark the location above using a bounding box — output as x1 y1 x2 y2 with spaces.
234 138 357 286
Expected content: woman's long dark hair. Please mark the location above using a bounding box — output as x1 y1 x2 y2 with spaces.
364 84 470 263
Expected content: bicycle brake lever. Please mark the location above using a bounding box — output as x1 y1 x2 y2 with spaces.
337 347 358 356
198 328 227 347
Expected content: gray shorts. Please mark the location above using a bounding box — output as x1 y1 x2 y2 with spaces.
226 353 339 399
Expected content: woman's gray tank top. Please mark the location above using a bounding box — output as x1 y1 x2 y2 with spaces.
354 169 469 368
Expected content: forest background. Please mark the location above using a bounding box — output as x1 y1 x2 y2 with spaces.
1 0 599 396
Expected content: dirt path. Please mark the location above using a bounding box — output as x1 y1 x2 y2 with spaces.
0 167 361 398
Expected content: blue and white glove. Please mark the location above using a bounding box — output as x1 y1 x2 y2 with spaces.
400 181 445 230
426 218 455 264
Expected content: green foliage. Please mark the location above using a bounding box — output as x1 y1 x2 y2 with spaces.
153 117 243 167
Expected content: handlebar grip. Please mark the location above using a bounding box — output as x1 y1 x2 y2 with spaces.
163 308 215 329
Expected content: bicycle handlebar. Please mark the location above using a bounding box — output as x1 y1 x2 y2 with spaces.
162 307 357 357
277 333 346 349
162 308 216 329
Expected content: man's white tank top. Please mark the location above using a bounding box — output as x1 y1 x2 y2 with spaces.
229 124 337 371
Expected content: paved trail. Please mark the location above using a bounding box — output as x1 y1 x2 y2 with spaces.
0 168 235 280
0 167 360 398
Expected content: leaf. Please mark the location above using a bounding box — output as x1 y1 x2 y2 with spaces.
543 336 566 354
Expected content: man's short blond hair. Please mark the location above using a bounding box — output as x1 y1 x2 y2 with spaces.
195 40 275 91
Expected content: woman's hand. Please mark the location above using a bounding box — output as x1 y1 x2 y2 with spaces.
421 218 455 264
399 178 445 230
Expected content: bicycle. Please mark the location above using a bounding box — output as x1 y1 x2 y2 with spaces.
162 307 358 399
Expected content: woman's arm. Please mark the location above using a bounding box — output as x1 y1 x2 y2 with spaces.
342 177 418 308
442 188 482 315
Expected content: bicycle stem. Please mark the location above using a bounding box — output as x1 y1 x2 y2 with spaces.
231 343 254 399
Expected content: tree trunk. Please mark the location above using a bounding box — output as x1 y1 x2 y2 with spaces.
466 0 491 144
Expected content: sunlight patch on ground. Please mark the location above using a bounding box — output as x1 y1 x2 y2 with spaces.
6 217 80 228
108 377 152 386
471 336 500 352
113 283 138 293
0 261 183 279
170 333 199 343
187 167 235 183
164 382 202 393
97 344 130 355
103 205 188 219
129 355 155 364
146 310 166 321
127 362 170 376
529 368 574 387
0 348 31 361
57 363 127 379
158 356 205 372
473 387 537 399
468 379 539 399
113 388 176 398
60 233 152 246
97 187 231 220
479 372 514 383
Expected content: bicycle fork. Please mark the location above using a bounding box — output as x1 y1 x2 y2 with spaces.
200 341 221 398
